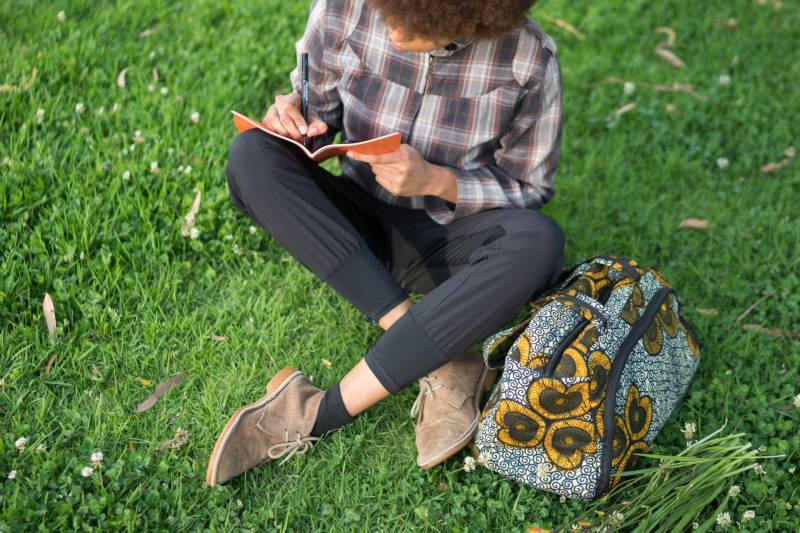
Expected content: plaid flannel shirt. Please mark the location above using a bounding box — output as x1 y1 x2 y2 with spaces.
289 0 563 225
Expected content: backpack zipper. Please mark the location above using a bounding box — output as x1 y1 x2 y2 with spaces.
406 54 436 146
595 286 675 497
543 316 589 376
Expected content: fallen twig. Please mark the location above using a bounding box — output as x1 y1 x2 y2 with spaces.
136 371 186 413
742 323 800 339
735 294 771 324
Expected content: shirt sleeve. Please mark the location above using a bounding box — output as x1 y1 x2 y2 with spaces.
288 0 345 152
423 51 564 225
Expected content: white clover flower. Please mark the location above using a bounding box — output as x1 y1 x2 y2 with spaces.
716 511 731 527
80 251 85 260
160 86 168 95
94 105 105 115
232 244 243 256
717 157 730 169
75 102 85 114
15 436 28 450
112 102 121 112
57 10 66 21
719 74 731 85
7 470 16 480
692 522 699 530
81 466 94 477
789 466 796 474
184 165 192 174
177 165 184 173
476 453 488 467
150 161 160 174
793 393 800 408
758 445 767 452
90 451 104 464
462 456 477 472
190 227 200 240
36 443 46 452
609 511 624 525
559 495 567 503
248 225 257 234
133 130 144 144
147 84 155 92
149 50 156 59
224 234 233 241
129 143 136 152
728 485 740 497
623 82 636 95
36 108 45 124
682 422 696 440
742 510 755 522
191 111 200 124
122 170 131 180
753 463 766 476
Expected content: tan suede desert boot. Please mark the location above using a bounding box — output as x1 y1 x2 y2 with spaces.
411 349 497 469
206 367 325 486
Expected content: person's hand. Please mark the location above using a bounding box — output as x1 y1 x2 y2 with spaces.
347 144 437 197
262 91 328 143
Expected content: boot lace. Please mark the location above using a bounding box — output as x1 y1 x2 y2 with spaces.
267 429 321 465
410 377 443 423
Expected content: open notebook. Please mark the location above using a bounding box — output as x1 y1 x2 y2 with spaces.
231 111 401 163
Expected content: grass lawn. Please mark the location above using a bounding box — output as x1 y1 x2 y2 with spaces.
2 0 799 530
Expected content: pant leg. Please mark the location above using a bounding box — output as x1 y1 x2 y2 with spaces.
225 128 409 325
364 208 565 393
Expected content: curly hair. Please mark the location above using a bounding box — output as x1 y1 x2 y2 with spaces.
365 0 538 42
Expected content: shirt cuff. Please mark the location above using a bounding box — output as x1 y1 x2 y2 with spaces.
423 166 490 225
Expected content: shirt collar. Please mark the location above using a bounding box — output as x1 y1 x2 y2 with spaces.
429 35 472 57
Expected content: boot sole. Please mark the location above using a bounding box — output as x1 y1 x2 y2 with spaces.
205 367 300 486
417 365 498 470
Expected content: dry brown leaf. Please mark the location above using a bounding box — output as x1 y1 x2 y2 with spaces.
695 308 719 316
715 18 738 31
0 67 38 93
540 14 584 40
180 189 202 237
655 27 677 47
679 218 709 230
761 147 796 173
117 67 128 88
211 334 227 342
735 294 771 324
654 47 685 68
154 427 190 454
742 323 800 339
135 371 185 413
607 102 636 120
44 353 58 374
42 292 57 340
761 159 790 173
596 77 706 101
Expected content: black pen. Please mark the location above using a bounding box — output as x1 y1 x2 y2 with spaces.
300 52 309 147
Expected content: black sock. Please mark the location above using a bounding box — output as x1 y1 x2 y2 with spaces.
310 382 354 438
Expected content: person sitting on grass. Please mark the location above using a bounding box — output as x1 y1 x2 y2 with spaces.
207 0 564 485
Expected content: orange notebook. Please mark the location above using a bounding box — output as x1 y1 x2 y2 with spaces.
231 110 401 163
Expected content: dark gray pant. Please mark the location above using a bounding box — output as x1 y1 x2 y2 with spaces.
225 129 565 394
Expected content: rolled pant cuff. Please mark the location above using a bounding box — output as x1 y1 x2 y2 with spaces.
364 309 450 394
322 244 408 325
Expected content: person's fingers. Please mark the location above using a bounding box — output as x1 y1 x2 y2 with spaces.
274 95 303 140
283 102 308 135
347 151 400 164
263 106 289 136
307 117 327 137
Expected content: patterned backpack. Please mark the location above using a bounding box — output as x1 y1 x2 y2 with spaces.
473 256 701 500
